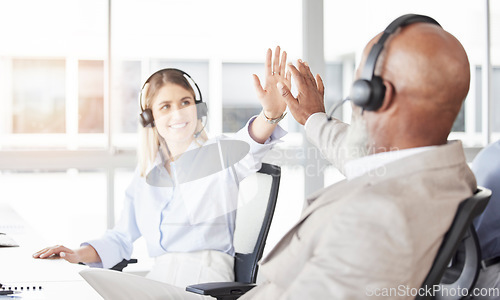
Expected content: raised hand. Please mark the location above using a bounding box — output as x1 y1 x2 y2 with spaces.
277 59 326 125
253 46 291 119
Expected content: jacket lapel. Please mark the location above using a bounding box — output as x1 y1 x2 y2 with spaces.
260 141 469 264
260 177 365 263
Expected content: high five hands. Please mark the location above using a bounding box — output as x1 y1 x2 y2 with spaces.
277 59 326 125
253 46 291 120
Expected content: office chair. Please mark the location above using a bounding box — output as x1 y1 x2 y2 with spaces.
79 258 137 272
111 164 281 275
186 163 281 300
110 258 138 272
417 187 492 300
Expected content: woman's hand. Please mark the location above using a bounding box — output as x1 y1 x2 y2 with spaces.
33 244 100 264
253 46 291 119
33 245 81 263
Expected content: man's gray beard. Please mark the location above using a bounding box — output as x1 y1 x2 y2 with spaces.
342 113 372 162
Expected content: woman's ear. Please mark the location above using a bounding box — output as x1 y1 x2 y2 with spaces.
378 80 395 112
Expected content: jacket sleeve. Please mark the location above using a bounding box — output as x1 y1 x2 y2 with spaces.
242 195 414 300
304 113 350 174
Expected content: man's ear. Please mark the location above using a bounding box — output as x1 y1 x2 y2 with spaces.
378 80 395 112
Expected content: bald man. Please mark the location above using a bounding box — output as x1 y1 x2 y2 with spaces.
240 16 476 299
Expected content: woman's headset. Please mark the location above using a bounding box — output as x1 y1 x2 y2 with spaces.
139 68 208 127
350 14 441 112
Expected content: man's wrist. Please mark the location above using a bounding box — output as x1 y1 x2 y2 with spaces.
304 112 328 130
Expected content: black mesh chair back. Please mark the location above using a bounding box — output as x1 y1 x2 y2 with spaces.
232 163 281 283
417 187 492 300
186 163 281 299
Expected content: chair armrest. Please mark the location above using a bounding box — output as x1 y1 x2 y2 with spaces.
186 282 256 300
109 258 138 272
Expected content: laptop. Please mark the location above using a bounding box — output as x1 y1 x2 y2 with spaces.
80 268 203 300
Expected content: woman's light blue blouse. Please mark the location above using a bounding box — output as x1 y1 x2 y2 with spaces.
84 117 286 268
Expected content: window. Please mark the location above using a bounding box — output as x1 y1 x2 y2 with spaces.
79 60 104 133
0 0 107 149
12 59 66 134
222 63 263 132
324 0 500 146
1 0 497 257
475 67 500 134
113 61 142 134
323 62 344 119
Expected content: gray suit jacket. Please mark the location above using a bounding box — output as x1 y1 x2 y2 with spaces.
242 116 476 299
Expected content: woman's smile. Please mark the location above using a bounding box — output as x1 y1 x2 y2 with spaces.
169 122 189 129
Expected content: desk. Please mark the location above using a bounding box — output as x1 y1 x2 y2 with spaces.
0 204 102 299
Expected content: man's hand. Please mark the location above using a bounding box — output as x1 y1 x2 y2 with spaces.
277 59 325 125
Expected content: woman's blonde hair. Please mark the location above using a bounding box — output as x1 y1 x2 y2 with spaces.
138 69 207 177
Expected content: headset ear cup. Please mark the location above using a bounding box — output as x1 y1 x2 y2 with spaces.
196 102 208 119
366 76 386 111
139 108 155 127
351 79 372 109
350 77 386 111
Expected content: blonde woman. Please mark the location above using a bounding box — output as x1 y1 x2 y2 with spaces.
33 47 289 288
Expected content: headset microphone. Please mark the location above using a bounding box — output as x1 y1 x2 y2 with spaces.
326 98 350 121
193 110 208 138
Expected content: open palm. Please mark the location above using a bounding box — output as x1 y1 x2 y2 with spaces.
253 46 291 119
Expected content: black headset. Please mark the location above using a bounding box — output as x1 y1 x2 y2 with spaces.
139 68 208 128
350 14 441 112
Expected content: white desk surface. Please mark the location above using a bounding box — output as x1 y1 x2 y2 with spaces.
0 204 102 299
